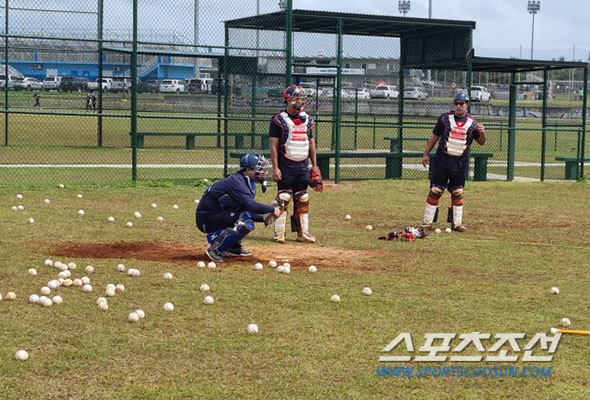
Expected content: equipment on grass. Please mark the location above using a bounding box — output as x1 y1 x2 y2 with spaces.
550 328 589 336
378 226 429 241
273 190 293 243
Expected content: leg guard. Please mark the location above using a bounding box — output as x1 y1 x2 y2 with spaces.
450 188 465 230
209 212 255 253
292 191 315 243
273 190 292 243
421 186 444 228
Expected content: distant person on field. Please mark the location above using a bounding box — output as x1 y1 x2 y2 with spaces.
85 92 92 112
420 92 486 232
196 153 281 263
33 91 41 108
268 84 323 244
91 91 97 112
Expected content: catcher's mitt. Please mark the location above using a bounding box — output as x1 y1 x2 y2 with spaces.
309 166 323 192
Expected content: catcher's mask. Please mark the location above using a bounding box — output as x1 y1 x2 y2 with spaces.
283 84 307 111
239 153 269 183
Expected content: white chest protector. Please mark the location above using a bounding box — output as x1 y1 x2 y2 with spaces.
445 114 473 157
280 111 310 162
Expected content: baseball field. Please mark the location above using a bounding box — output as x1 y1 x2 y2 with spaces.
1 179 589 399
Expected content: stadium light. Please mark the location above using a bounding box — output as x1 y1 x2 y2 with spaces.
398 1 410 17
528 1 540 60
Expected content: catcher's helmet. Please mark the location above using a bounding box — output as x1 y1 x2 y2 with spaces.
239 153 269 182
283 84 306 110
454 92 470 103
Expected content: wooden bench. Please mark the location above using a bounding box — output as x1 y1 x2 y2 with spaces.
555 156 589 180
133 132 268 150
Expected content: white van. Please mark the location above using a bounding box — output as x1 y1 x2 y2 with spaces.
0 74 15 90
43 76 62 91
159 79 185 94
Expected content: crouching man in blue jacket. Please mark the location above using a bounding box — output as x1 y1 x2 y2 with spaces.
196 153 281 263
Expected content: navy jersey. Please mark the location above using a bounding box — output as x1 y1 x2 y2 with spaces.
196 173 274 222
269 110 314 175
432 112 482 171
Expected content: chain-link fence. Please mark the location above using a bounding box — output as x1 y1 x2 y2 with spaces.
0 1 587 187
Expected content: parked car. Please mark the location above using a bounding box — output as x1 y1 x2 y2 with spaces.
187 77 213 94
137 80 159 93
21 77 43 90
159 79 185 94
342 88 370 99
298 82 317 97
60 76 89 92
469 86 491 102
88 78 113 91
110 79 129 93
43 76 62 91
11 77 28 90
0 74 15 90
369 85 399 99
403 86 428 100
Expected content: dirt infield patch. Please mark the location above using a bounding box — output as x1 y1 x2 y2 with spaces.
49 241 381 271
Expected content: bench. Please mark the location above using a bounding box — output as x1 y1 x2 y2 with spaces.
133 132 268 150
555 157 589 180
383 136 429 152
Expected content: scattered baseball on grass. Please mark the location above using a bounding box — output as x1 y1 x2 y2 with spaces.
157 216 164 222
107 216 115 222
81 276 90 285
194 199 200 204
48 280 59 289
331 294 341 303
247 324 259 334
63 279 72 287
560 318 571 327
277 265 284 273
172 204 179 210
105 289 116 297
58 183 64 188
200 284 210 292
44 199 51 204
126 221 133 228
42 298 53 307
362 287 373 296
15 350 29 361
128 312 139 322
435 228 442 234
77 194 83 199
82 284 93 293
116 263 126 272
283 262 291 269
135 310 145 319
73 279 82 287
96 297 107 305
254 263 263 270
151 203 157 208
550 287 560 295
445 227 452 233
28 218 35 224
85 265 94 273
68 262 76 270
29 294 39 304
345 214 352 220
268 260 277 268
204 295 215 305
106 284 116 291
163 302 174 311
282 266 291 274
98 302 108 311
0 293 3 300
11 206 17 211
366 225 373 230
40 286 51 295
16 194 23 199
115 284 125 292
6 292 16 300
163 272 173 280
207 261 216 269
308 265 317 273
134 211 142 218
196 261 205 268
52 295 63 304
28 268 37 276
17 205 24 210
78 209 85 216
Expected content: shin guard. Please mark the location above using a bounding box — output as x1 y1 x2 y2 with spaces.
293 191 315 243
273 190 292 243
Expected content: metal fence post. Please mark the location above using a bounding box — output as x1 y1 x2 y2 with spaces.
581 65 588 178
4 0 9 146
334 17 343 183
541 69 548 181
507 73 516 181
97 0 103 147
130 0 138 181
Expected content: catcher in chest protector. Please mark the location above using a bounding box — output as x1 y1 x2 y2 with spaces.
268 84 323 244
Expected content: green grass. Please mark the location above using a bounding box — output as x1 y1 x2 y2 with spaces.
0 180 589 398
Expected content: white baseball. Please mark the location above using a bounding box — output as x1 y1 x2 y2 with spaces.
82 284 93 293
40 286 51 295
345 214 352 220
98 302 108 311
52 295 63 304
128 312 139 322
107 216 115 222
81 276 90 285
73 279 82 287
254 263 263 270
331 294 341 303
126 221 133 228
77 194 83 199
44 199 51 204
163 302 174 311
28 218 35 224
196 261 206 268
194 199 200 204
445 227 452 233
16 194 23 199
11 206 17 211
28 268 37 276
277 265 284 273
78 209 85 216
362 287 373 296
105 288 116 297
283 262 291 269
15 350 29 361
163 272 173 280
44 259 53 267
172 204 179 210
157 216 164 222
6 292 16 300
268 260 278 268
200 284 210 292
106 284 116 291
42 298 53 307
67 262 76 270
116 263 126 272
435 228 442 234
204 295 215 305
366 225 373 231
308 265 317 273
63 279 73 287
29 294 39 304
560 318 571 327
282 266 291 274
17 205 24 210
550 327 558 334
135 309 145 319
96 297 107 305
247 324 259 334
207 262 216 269
550 287 560 295
151 203 157 208
115 284 125 292
48 280 59 289
134 211 142 218
85 265 94 273
58 183 64 188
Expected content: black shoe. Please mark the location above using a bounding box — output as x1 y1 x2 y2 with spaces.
206 247 225 262
225 243 252 257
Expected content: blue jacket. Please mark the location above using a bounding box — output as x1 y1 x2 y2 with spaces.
196 173 274 222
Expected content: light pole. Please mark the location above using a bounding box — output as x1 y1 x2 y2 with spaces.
528 1 540 60
398 1 410 17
